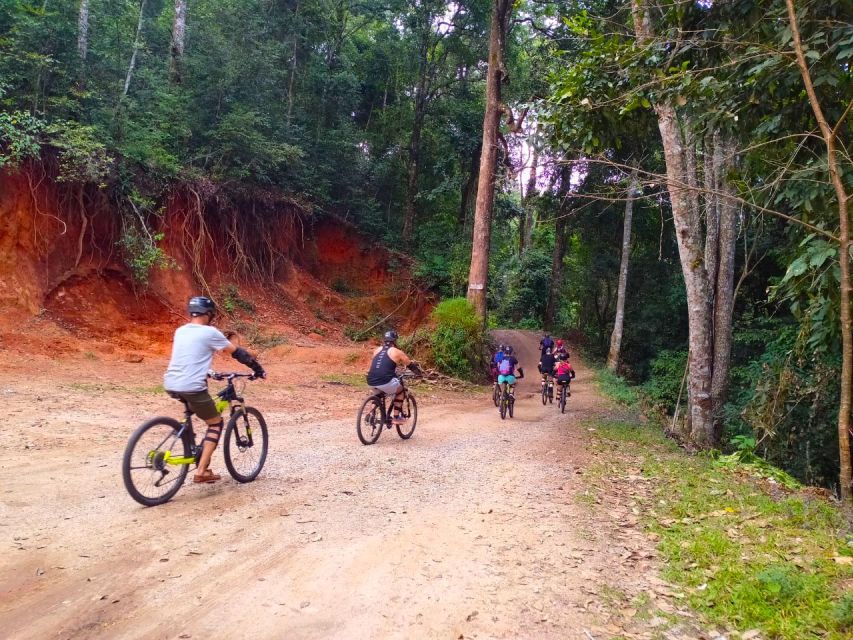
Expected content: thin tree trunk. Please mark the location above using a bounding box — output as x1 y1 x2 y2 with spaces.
77 0 89 61
521 137 539 254
459 146 480 229
169 0 187 83
544 164 572 330
710 137 737 440
403 105 425 244
786 0 852 507
122 0 147 99
466 0 512 321
607 167 639 371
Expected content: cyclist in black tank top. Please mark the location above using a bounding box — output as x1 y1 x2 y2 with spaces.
365 330 416 424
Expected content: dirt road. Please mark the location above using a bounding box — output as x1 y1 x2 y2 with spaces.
1 330 668 639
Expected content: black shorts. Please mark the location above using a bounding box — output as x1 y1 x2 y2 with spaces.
556 375 572 385
167 390 220 420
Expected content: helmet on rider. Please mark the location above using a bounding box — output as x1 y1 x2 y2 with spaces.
556 339 564 348
188 296 216 319
383 329 399 345
505 345 514 355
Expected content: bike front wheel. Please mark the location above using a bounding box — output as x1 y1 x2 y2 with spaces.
224 407 269 482
357 395 384 445
396 393 418 439
122 417 191 507
492 384 500 407
509 394 515 418
499 394 507 420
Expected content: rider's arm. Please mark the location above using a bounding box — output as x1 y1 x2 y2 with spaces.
388 347 411 367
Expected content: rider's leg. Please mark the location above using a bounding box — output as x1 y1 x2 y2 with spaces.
196 415 224 477
392 388 406 417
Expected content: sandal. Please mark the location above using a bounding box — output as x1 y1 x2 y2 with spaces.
193 470 221 484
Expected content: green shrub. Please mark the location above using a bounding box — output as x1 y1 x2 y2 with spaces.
640 349 687 412
832 592 853 631
430 297 486 380
118 229 175 285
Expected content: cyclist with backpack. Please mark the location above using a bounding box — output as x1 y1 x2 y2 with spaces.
555 356 576 395
491 344 506 381
555 339 569 361
497 346 524 398
539 347 557 395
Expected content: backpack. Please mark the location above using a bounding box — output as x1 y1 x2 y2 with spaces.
542 337 554 350
499 358 512 375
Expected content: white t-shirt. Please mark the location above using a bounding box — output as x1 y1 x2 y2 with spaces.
163 324 231 392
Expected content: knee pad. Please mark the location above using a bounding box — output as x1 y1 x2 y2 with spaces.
203 419 224 445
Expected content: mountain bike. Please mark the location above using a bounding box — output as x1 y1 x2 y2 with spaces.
499 382 515 420
122 372 268 506
541 375 554 405
558 381 570 413
357 371 418 445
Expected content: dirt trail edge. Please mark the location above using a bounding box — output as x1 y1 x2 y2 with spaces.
1 331 679 640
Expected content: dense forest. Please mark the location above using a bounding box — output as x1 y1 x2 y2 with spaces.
1 0 851 501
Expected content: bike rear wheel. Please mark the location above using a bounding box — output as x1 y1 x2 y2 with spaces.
560 385 567 413
122 417 191 507
396 393 418 439
224 407 269 482
357 395 385 445
541 383 547 405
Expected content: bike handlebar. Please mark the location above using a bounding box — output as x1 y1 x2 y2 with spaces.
208 371 260 381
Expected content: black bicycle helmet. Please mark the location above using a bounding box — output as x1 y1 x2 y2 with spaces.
383 329 399 345
188 296 216 317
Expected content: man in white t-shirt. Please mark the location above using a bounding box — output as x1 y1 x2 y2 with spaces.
164 296 265 484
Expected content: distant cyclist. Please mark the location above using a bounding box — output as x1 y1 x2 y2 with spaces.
555 356 576 395
163 296 266 484
497 345 524 397
367 330 419 424
540 333 555 356
539 347 556 391
555 339 569 361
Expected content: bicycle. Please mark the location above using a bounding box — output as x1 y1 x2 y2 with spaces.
357 371 418 445
558 380 570 413
122 372 268 506
499 382 515 420
541 374 554 405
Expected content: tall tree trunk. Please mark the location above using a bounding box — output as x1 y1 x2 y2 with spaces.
77 0 89 61
403 105 425 244
544 164 572 330
466 0 512 321
607 167 639 371
633 0 718 447
169 0 187 83
520 137 539 254
786 0 852 507
710 136 738 440
122 0 147 99
459 145 480 229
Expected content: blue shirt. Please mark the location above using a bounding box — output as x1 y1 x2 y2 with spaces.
493 350 505 364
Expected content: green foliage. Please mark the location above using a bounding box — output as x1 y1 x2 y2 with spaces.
0 109 43 168
594 368 640 408
640 350 687 412
45 121 113 184
118 229 174 285
218 284 254 314
429 297 486 380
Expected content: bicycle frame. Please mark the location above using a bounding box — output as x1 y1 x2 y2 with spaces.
162 376 250 467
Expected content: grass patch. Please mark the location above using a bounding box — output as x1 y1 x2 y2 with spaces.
321 373 368 388
585 417 853 639
594 367 640 407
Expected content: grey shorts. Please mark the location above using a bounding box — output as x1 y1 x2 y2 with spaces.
372 378 402 396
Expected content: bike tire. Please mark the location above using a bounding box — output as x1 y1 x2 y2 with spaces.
493 384 500 407
499 395 507 420
357 395 384 445
509 394 515 418
541 385 547 405
122 417 191 507
560 386 567 413
396 393 418 439
224 407 269 482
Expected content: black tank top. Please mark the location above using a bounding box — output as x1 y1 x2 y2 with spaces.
367 345 397 386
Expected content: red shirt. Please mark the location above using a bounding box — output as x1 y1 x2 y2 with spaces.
555 361 574 377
